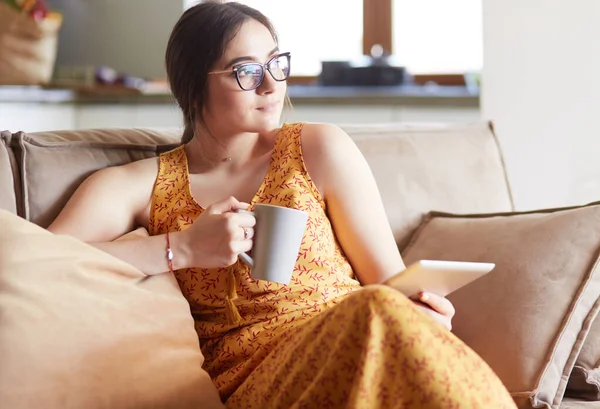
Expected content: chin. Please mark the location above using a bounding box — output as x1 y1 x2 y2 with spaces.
249 113 282 132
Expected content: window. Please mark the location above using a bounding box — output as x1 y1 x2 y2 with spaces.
392 0 483 73
184 0 482 77
185 0 363 77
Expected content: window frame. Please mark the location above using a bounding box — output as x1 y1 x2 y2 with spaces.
288 0 466 86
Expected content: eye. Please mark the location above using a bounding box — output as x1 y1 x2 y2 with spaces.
237 64 262 78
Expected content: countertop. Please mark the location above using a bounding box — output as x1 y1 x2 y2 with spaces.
0 83 479 107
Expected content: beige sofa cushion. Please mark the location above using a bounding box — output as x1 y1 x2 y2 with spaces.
566 318 600 399
0 210 223 409
13 122 514 241
0 131 17 214
401 203 600 409
342 122 514 249
12 128 181 227
560 398 600 408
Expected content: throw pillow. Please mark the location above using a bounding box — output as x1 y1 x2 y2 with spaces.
0 210 223 409
0 131 17 214
13 128 180 227
565 316 600 400
401 202 600 409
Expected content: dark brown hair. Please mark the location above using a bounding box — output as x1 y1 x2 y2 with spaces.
165 1 278 144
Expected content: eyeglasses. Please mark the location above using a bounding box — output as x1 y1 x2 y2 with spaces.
208 52 291 91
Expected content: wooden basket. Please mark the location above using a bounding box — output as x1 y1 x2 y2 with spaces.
0 2 62 85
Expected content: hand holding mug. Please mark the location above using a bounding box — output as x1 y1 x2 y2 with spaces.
175 196 256 269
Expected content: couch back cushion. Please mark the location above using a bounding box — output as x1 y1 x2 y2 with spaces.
13 128 180 228
13 122 514 242
0 131 17 214
343 122 514 248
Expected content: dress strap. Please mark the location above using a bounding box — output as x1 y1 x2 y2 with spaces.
149 145 187 235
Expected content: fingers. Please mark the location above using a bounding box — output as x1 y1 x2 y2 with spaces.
232 212 256 228
413 304 452 331
223 213 256 242
206 196 250 215
236 226 255 241
231 238 253 254
244 227 255 240
411 292 455 318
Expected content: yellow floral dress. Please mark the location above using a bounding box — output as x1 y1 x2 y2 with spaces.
149 122 516 409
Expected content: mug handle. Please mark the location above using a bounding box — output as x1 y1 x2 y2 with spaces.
235 209 254 267
238 251 254 267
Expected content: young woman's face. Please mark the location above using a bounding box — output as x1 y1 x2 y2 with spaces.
204 19 288 135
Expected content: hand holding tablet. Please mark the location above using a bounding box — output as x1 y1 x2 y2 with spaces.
382 260 495 297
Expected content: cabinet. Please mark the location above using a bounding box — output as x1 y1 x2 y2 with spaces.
0 103 76 133
76 104 183 129
1 102 480 133
285 104 480 124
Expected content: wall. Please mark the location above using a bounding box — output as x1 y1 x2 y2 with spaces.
47 0 183 79
481 0 600 210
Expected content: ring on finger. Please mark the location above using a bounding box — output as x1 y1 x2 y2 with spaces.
242 227 249 240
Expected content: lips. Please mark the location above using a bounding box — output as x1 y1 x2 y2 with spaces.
257 101 280 112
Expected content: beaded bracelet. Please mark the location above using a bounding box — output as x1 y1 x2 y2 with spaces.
166 231 174 273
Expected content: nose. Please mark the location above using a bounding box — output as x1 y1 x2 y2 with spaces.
256 68 276 95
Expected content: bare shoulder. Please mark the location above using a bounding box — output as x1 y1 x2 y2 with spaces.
105 155 159 178
299 122 364 196
299 122 354 154
48 156 160 241
87 156 159 191
82 156 160 216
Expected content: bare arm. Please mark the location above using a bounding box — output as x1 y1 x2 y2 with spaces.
301 123 406 285
48 159 255 275
47 159 179 275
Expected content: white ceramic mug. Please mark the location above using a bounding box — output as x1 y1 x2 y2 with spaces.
237 204 308 284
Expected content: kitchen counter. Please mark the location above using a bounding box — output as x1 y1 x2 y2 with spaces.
0 83 481 133
0 84 479 107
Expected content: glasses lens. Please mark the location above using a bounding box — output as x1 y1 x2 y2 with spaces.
268 54 290 81
236 64 263 90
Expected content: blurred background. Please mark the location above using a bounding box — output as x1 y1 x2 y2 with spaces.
2 0 600 210
49 0 482 79
0 0 483 132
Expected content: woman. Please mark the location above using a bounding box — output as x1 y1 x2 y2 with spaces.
48 1 516 408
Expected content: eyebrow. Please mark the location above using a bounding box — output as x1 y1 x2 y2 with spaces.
224 46 280 68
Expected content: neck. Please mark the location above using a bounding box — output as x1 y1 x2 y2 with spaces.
185 125 266 173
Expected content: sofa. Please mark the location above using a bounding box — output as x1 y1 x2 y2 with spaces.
1 121 600 409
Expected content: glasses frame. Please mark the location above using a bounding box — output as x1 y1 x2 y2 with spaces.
208 52 291 91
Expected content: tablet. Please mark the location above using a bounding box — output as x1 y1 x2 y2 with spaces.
382 260 495 297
